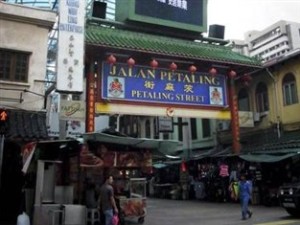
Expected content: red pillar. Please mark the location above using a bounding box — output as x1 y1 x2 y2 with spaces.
86 62 95 133
228 73 241 154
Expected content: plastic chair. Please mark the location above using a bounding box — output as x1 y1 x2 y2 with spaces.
86 208 100 225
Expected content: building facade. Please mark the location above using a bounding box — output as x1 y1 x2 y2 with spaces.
0 2 56 222
231 20 300 64
0 2 56 111
218 49 300 161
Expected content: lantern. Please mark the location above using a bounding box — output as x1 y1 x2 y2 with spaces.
150 59 158 69
242 74 252 82
107 54 116 65
127 57 135 68
228 70 237 79
189 65 197 73
209 67 217 76
242 74 252 86
181 160 187 172
169 62 177 71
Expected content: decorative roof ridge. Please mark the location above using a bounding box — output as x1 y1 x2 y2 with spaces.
86 24 262 67
86 25 234 51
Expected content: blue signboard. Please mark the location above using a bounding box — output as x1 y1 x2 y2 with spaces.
101 62 228 107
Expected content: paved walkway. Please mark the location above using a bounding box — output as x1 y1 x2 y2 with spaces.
125 198 299 225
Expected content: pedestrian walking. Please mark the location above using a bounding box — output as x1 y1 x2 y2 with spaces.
238 174 253 220
98 174 119 225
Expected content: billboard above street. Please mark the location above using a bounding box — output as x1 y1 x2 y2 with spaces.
101 62 228 108
115 0 207 33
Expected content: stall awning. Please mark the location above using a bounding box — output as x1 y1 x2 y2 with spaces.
239 153 299 163
82 132 179 153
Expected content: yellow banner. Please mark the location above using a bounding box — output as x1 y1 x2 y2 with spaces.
95 102 230 120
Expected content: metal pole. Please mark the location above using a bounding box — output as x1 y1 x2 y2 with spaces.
0 134 5 189
59 94 68 139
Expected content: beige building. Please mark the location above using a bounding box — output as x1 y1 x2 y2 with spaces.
0 2 56 222
218 49 300 161
0 2 56 110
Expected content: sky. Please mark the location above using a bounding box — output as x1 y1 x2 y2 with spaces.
207 0 300 40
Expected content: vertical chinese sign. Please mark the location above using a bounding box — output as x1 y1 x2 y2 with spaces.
87 67 95 132
57 0 85 92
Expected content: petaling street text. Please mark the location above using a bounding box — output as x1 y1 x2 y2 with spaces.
109 65 221 85
131 90 205 103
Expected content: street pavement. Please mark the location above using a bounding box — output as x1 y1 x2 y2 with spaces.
125 198 300 225
2 198 299 225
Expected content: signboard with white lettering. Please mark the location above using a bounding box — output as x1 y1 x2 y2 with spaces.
56 0 85 92
116 0 207 33
101 62 228 107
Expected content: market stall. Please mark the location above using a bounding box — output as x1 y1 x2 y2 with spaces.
82 131 179 224
20 140 88 225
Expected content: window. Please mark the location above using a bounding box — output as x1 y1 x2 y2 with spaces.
163 132 169 140
174 117 188 142
178 117 183 141
190 118 197 140
202 119 211 138
238 88 250 111
0 49 30 82
282 73 298 105
145 120 151 138
255 82 269 112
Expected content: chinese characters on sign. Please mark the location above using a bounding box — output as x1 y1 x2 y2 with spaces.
62 35 80 89
57 0 84 92
101 62 228 107
157 0 187 10
87 73 96 132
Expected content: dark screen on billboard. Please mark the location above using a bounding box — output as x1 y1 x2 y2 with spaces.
134 0 204 26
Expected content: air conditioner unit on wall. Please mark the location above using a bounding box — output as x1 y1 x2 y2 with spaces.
218 121 230 131
253 112 260 122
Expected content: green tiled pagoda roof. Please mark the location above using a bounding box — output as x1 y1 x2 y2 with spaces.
85 25 261 67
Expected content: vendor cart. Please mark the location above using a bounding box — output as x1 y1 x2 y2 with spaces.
118 178 147 224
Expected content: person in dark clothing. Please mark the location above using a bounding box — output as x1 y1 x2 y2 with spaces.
98 175 118 225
